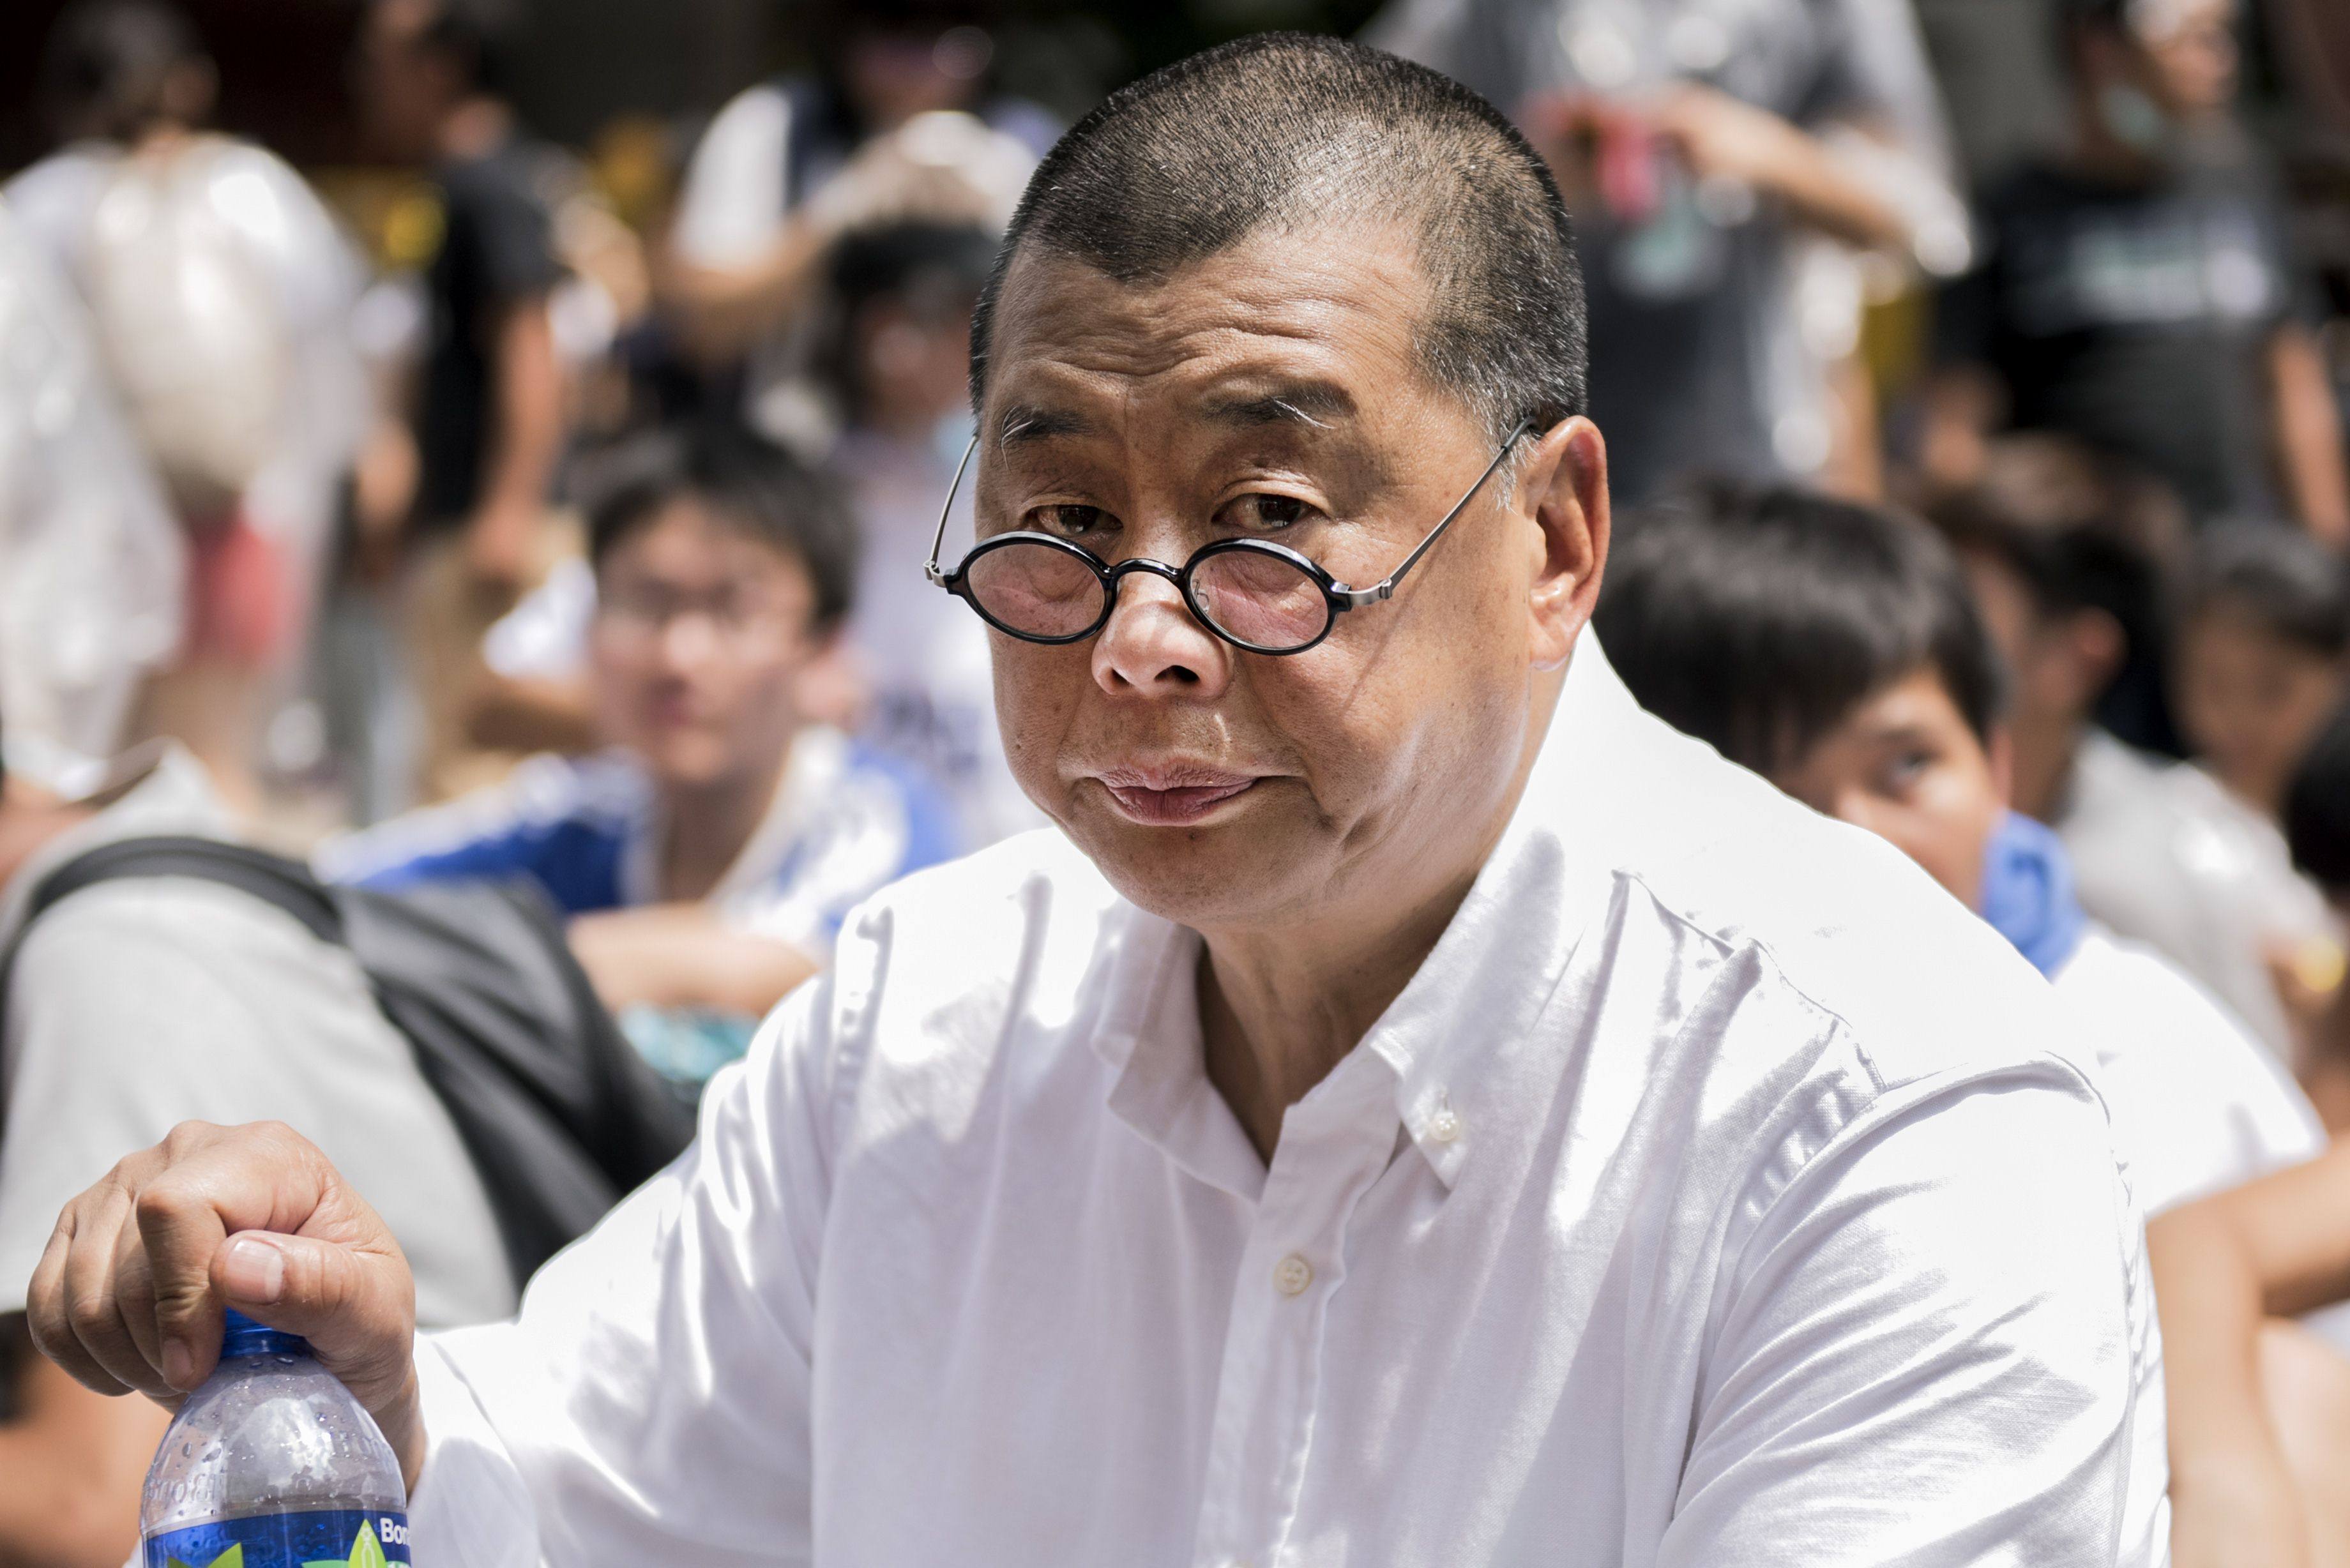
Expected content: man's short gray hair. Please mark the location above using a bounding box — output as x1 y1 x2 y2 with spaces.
967 32 1588 446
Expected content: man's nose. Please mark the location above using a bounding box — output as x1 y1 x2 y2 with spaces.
656 611 723 672
1090 571 1231 699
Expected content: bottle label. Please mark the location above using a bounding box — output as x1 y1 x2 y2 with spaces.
145 1509 411 1568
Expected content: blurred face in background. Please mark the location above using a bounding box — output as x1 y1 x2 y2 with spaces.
2079 0 2240 139
2130 0 2240 120
2175 605 2349 815
1771 667 2010 911
589 498 826 795
850 283 979 439
354 0 461 163
1958 545 2123 737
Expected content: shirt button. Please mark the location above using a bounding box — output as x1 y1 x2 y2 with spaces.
1427 1105 1462 1144
1273 1253 1313 1296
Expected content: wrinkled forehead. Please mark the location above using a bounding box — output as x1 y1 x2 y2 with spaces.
977 223 1460 446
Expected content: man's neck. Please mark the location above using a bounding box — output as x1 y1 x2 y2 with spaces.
0 795 93 904
655 744 792 906
1194 665 1566 1163
2011 714 2085 825
2066 95 2164 185
436 96 513 164
1197 873 1479 1163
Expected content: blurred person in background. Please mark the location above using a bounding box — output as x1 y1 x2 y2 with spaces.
6 0 370 814
320 423 956 1094
1599 480 2324 1220
661 0 1053 448
1927 432 2190 766
0 201 181 794
2160 524 2350 1059
352 0 572 804
817 220 1036 845
1370 0 1972 505
0 712 515 1568
2177 525 2350 831
1926 0 2350 542
1925 446 2328 1054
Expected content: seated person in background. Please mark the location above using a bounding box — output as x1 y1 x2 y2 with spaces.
1598 481 2324 1216
2148 714 2350 1568
319 423 958 1071
2166 525 2349 1061
1928 458 2329 1057
0 717 515 1568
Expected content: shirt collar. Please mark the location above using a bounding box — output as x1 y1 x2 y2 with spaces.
1091 633 1666 1196
1363 635 1662 1187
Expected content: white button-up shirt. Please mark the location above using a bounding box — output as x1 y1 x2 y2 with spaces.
411 640 2167 1567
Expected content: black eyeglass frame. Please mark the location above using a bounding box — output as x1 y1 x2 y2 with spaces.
923 421 1535 656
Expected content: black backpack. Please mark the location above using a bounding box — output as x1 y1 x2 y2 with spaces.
6 836 698 1290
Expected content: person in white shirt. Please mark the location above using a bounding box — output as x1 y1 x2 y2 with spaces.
662 0 1054 446
24 35 2165 1566
1596 479 2324 1221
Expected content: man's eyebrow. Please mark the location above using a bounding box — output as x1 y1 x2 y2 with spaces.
994 404 1096 447
1199 381 1359 430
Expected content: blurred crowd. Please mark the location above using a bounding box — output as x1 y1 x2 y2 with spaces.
1 0 2349 1561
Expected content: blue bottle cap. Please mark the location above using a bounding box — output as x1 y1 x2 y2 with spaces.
220 1308 309 1360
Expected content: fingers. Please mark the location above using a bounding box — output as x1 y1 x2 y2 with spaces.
59 1181 175 1398
27 1204 134 1398
24 1124 371 1401
133 1122 334 1392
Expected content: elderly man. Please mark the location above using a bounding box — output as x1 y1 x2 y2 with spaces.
26 35 2162 1567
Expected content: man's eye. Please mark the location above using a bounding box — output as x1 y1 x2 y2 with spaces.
1218 494 1317 531
1883 750 1934 790
1027 504 1114 536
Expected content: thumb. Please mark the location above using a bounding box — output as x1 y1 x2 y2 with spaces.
212 1230 416 1411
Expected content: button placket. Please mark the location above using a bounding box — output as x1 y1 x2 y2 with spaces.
1191 1057 1402 1568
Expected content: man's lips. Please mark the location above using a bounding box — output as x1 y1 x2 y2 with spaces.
1094 765 1263 826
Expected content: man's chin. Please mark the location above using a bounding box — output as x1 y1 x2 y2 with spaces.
1063 806 1308 931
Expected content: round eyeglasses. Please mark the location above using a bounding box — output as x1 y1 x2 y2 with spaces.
923 422 1531 656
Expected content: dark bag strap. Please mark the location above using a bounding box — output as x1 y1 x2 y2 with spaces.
2 836 338 1052
23 835 337 941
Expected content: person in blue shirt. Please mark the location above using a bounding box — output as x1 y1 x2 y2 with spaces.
320 422 959 1073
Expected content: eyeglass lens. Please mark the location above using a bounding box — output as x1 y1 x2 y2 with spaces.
1188 550 1330 649
965 542 1110 639
963 540 1333 650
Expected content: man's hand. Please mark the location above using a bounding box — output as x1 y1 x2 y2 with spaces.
23 1121 426 1491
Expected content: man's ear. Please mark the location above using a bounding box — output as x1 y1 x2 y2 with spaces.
1522 417 1609 673
2060 608 2126 705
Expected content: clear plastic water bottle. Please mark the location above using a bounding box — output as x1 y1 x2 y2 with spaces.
140 1309 411 1568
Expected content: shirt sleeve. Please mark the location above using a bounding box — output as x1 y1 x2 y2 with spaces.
671 85 794 268
1655 1072 2169 1567
450 162 565 306
408 970 844 1567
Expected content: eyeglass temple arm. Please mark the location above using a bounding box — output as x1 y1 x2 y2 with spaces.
1331 421 1534 610
925 433 984 587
